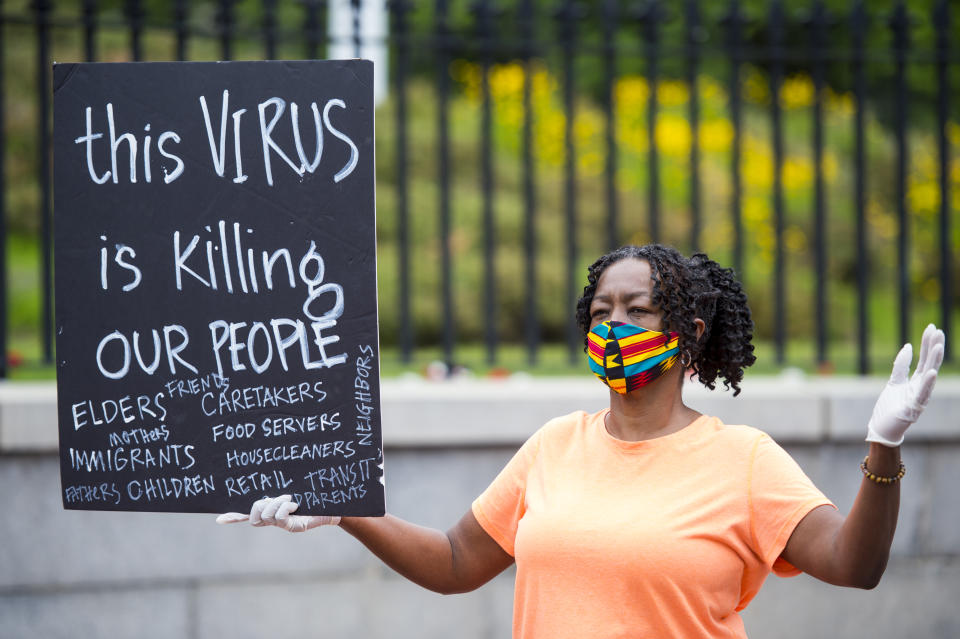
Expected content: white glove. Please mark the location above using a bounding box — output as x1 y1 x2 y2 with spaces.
866 323 945 447
215 494 341 532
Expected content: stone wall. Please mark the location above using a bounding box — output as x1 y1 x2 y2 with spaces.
2 377 958 639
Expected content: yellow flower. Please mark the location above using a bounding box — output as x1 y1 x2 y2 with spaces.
780 75 814 109
615 76 649 111
908 180 939 215
785 225 807 253
947 121 960 147
658 80 689 106
783 157 813 191
701 119 733 153
490 63 525 100
656 114 691 157
826 88 855 117
743 68 770 105
743 139 773 189
823 151 839 182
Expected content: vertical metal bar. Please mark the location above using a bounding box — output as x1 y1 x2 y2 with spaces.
520 0 538 365
811 1 828 366
935 0 951 359
174 0 188 61
35 0 53 363
852 0 869 374
303 0 323 60
770 0 785 364
0 0 7 377
686 0 700 252
602 0 618 251
390 0 412 362
351 0 362 59
891 2 909 348
126 0 143 61
723 0 744 277
263 0 277 60
641 1 661 242
474 0 497 364
217 0 235 61
436 0 454 368
557 0 579 362
83 0 97 61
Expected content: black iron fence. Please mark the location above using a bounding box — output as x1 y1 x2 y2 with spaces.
1 0 957 377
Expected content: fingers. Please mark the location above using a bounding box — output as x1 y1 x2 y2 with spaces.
914 324 935 378
915 357 941 407
259 494 293 526
215 512 249 525
276 500 300 520
889 343 912 385
249 497 272 527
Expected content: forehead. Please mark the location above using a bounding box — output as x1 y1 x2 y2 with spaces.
594 258 655 297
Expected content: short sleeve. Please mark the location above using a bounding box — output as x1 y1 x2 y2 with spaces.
471 427 544 556
748 434 835 577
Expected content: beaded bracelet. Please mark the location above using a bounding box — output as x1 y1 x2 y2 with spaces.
860 456 906 485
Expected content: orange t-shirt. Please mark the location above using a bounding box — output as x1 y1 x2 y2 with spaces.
472 409 834 639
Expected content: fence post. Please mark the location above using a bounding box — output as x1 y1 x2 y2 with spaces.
686 0 701 253
174 0 189 61
472 0 498 365
389 0 412 362
935 0 952 360
555 0 581 363
34 0 53 365
890 1 910 348
722 0 744 278
217 0 235 61
125 0 143 61
0 0 6 377
520 0 539 366
435 0 455 370
809 0 829 367
635 0 663 243
852 0 869 374
83 0 98 61
602 0 619 252
769 0 786 365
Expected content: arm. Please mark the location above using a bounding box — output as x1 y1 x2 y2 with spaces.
339 510 514 594
781 324 944 589
218 495 514 595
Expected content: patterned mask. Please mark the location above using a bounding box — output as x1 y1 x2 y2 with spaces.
587 320 680 394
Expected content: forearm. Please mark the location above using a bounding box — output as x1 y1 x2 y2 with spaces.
831 443 901 588
339 514 462 593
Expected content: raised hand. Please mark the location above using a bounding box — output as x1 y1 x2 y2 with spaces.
866 324 946 447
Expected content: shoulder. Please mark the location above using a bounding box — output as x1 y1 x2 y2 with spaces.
539 409 602 438
698 416 776 456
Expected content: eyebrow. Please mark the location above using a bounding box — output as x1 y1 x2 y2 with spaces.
591 291 652 303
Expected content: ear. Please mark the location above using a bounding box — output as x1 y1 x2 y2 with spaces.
693 318 706 342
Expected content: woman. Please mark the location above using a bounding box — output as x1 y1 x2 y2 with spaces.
218 244 945 638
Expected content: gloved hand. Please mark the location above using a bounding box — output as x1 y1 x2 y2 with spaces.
216 494 340 532
866 323 946 447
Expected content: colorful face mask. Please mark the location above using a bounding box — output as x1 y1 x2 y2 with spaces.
587 320 680 394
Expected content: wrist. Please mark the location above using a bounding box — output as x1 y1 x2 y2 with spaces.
865 443 901 477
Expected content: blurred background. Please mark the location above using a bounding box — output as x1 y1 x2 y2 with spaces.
0 0 958 637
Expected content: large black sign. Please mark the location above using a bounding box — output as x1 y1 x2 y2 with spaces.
54 60 384 516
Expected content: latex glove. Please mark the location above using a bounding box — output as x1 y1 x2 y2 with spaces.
216 494 340 532
866 323 946 447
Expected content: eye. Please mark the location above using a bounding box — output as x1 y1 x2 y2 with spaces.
590 307 609 319
629 307 650 315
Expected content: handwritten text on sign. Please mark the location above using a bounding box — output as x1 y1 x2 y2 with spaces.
54 60 384 516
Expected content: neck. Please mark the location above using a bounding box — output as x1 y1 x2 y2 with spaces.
605 370 701 442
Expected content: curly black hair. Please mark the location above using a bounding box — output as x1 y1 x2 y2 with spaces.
575 244 756 396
